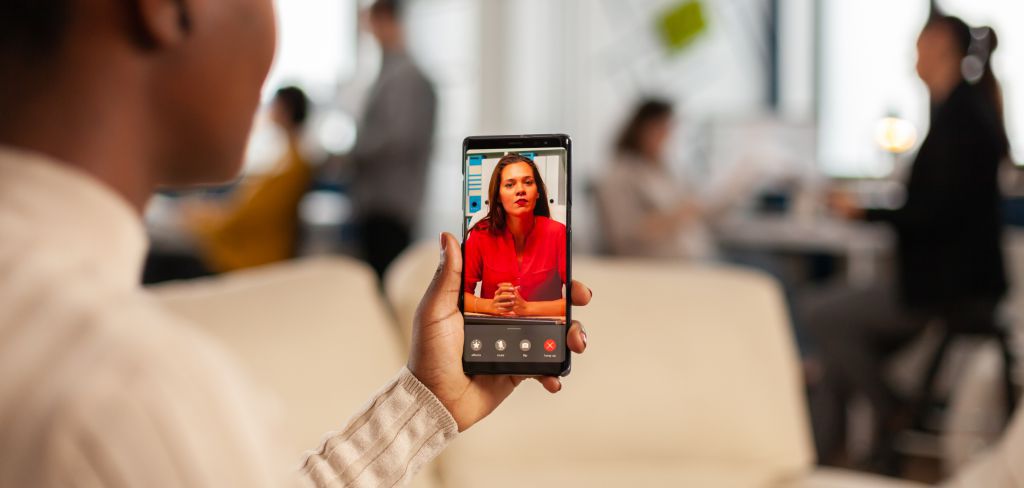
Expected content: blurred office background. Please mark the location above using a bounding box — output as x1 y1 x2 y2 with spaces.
183 0 1024 247
144 0 1024 485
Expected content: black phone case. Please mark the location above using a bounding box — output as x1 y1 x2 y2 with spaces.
460 134 572 377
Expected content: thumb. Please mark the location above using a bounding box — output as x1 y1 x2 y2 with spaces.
419 232 463 317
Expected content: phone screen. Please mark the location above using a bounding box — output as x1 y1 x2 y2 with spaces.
461 136 571 376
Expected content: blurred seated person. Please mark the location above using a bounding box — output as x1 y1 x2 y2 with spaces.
598 99 815 358
464 154 567 318
597 99 717 260
186 86 313 272
808 14 1009 469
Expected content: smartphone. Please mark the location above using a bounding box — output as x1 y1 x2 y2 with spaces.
461 134 572 376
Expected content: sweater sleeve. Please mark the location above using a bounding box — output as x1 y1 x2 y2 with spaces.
52 319 457 488
298 368 459 488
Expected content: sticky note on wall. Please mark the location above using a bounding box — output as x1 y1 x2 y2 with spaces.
657 0 707 53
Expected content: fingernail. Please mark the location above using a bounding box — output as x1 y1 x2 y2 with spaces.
587 287 594 298
439 232 447 251
582 330 588 348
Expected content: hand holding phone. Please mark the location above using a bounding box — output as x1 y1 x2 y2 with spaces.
460 134 574 376
406 232 592 432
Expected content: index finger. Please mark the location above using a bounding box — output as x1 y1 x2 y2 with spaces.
570 280 593 306
533 321 587 394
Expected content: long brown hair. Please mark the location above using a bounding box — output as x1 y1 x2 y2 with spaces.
615 99 673 158
478 153 551 235
927 14 1010 157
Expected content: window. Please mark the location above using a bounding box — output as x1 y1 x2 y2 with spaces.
818 1 930 177
263 0 358 101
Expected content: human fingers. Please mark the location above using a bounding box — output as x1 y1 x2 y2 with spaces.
534 376 562 393
407 232 468 427
566 320 587 354
416 233 463 324
570 280 593 306
493 294 515 306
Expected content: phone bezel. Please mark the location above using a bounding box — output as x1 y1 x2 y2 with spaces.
460 134 573 377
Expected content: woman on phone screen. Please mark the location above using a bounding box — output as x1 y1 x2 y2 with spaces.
464 154 567 318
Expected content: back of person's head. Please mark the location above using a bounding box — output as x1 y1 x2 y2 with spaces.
370 0 403 19
0 0 71 74
615 99 674 160
273 86 310 131
0 0 278 188
368 0 404 48
924 13 1008 155
926 14 997 84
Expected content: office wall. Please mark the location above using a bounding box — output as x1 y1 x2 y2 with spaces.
408 0 775 247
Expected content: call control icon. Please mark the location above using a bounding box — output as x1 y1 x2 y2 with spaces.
543 339 557 352
470 339 482 352
519 340 531 352
495 339 507 352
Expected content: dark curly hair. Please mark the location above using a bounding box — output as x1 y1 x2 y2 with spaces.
0 0 72 70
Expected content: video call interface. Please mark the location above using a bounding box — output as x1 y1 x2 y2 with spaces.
463 147 568 364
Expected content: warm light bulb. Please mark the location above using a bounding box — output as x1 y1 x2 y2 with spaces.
874 117 918 154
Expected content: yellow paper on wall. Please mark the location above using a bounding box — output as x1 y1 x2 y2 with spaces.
657 0 707 53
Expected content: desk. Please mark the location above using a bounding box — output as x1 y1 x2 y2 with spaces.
464 312 567 324
714 214 894 285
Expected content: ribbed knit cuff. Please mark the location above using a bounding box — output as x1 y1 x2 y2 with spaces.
397 367 459 438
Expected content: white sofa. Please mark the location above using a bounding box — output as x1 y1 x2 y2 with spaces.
152 245 1020 487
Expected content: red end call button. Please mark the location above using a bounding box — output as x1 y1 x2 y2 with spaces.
543 339 557 352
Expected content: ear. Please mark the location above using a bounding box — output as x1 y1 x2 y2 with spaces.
131 0 193 47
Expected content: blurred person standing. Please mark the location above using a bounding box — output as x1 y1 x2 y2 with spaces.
596 99 718 260
809 14 1010 469
350 0 437 281
185 86 313 273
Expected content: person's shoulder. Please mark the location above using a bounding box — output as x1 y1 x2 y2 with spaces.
472 218 491 231
389 54 436 92
50 293 260 423
598 155 644 189
31 298 284 485
0 251 271 474
537 216 566 235
469 219 497 238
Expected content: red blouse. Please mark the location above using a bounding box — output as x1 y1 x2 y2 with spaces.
464 216 567 301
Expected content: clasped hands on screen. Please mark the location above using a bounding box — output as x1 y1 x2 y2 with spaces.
491 283 529 316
